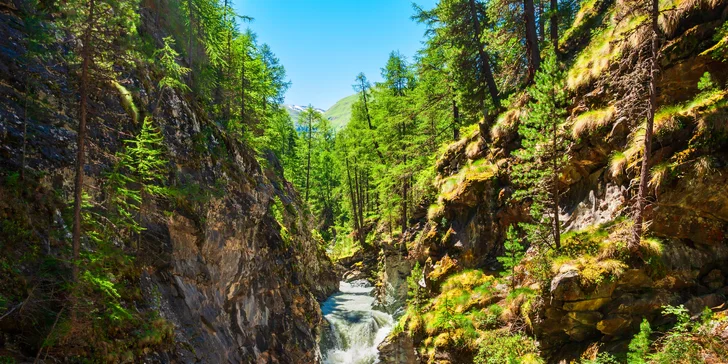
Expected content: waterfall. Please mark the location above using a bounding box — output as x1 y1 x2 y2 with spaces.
319 280 395 364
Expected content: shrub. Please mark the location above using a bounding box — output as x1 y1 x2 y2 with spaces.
474 331 543 364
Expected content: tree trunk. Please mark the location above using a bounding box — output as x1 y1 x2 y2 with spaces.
358 169 365 228
345 157 361 234
187 0 194 86
72 0 96 320
631 0 659 252
361 87 385 161
538 0 545 43
551 111 561 249
452 98 460 140
550 0 558 51
524 0 541 83
240 48 246 127
401 152 408 235
305 113 312 202
354 165 364 240
21 82 29 181
223 0 231 120
468 0 500 110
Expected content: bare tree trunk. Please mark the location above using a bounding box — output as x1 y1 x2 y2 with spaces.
631 0 659 252
72 0 96 321
354 165 365 241
524 0 541 83
550 0 558 51
358 169 365 229
468 0 500 110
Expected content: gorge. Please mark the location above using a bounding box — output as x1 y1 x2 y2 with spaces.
1 0 728 363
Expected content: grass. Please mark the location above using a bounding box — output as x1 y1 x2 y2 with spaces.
491 108 524 141
612 89 728 179
654 90 727 135
550 219 667 286
323 93 359 130
560 0 603 46
406 269 504 357
572 106 615 138
567 13 647 90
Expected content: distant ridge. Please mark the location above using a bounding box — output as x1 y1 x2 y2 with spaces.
284 94 358 131
323 94 358 130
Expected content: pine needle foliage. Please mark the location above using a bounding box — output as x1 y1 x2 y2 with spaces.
513 51 570 250
497 225 526 288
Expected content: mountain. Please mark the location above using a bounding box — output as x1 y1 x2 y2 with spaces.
284 95 357 131
323 93 358 130
284 104 326 122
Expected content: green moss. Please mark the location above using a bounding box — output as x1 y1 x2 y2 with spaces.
437 159 497 202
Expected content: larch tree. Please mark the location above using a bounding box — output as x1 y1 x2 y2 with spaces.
60 0 139 285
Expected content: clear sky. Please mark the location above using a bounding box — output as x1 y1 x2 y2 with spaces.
232 0 437 110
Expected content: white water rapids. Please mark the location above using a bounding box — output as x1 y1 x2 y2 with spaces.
319 280 395 364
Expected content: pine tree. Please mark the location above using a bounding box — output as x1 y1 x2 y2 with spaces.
513 51 568 249
497 225 526 288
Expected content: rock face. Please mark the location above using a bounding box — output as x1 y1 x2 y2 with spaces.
374 246 412 315
542 235 728 345
381 1 728 359
378 331 418 363
0 7 336 363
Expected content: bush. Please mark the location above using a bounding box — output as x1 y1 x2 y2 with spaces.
474 331 543 364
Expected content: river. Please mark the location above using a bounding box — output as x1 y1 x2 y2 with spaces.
319 280 395 364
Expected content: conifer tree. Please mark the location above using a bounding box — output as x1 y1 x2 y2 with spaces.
497 225 525 288
154 36 191 113
513 51 568 249
60 0 140 287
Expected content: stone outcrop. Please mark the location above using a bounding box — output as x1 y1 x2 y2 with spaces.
378 331 419 363
380 1 728 359
0 7 336 363
374 246 412 315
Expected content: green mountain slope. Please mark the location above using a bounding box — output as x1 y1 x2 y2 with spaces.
323 93 358 129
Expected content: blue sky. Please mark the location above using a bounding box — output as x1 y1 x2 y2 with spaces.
232 0 437 110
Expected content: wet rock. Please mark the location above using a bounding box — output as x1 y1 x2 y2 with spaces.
378 331 418 364
374 250 412 315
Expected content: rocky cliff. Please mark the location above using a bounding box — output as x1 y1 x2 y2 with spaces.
0 3 336 362
378 0 728 361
